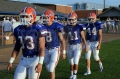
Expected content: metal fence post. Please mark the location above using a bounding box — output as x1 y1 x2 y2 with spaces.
2 25 4 45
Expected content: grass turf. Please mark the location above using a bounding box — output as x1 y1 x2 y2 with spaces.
0 39 120 79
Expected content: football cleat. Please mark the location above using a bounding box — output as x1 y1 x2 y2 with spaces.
72 75 77 79
84 71 91 75
69 75 73 79
100 65 103 72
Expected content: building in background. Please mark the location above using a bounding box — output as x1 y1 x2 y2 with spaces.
33 3 73 14
98 6 120 20
70 2 111 10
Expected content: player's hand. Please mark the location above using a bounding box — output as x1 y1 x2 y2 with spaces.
97 44 101 50
62 54 66 59
35 63 42 73
7 63 12 72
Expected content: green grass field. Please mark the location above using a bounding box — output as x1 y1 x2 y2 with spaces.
0 39 120 79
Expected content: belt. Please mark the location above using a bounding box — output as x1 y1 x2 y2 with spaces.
88 40 97 42
69 43 80 45
23 55 38 58
46 46 59 50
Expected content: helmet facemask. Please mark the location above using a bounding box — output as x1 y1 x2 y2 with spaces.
42 15 51 25
88 18 96 23
67 17 77 26
42 10 54 26
88 13 96 23
20 14 33 26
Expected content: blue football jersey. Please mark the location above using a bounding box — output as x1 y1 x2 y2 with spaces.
13 24 46 57
64 24 86 45
44 22 64 49
85 22 103 41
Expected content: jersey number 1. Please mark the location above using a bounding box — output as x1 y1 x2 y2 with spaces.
68 31 78 40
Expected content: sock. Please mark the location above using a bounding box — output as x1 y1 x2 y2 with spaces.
71 71 73 76
99 62 103 68
74 70 77 75
87 66 90 72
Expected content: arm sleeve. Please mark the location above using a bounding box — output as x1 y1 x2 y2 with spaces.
98 23 104 29
79 24 86 31
38 25 47 38
57 24 64 33
13 28 21 52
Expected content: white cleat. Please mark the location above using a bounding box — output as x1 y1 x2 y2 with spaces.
69 75 73 79
84 71 91 75
100 66 103 72
72 75 77 79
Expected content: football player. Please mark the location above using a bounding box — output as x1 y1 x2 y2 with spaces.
64 12 88 79
84 12 103 75
7 7 46 79
42 10 66 79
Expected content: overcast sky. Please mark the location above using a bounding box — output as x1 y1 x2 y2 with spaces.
12 0 120 6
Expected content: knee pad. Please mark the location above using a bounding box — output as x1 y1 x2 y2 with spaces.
68 58 74 65
49 61 56 72
46 64 49 72
85 53 90 60
74 56 80 64
94 56 99 61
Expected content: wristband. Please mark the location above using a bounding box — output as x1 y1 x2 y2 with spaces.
9 57 15 63
38 57 44 64
62 50 66 54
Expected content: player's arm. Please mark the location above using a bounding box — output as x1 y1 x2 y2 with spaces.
58 32 66 59
81 30 88 52
81 30 86 45
38 36 45 64
9 29 21 64
63 27 68 50
98 29 102 50
63 30 68 41
35 29 46 73
37 25 46 64
97 23 103 50
7 29 21 72
59 32 66 51
9 42 21 63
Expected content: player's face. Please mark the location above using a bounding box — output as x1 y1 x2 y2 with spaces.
42 16 50 25
88 18 96 23
67 18 77 26
20 15 32 26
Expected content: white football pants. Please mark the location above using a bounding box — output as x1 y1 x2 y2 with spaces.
67 44 82 65
44 47 60 72
85 41 100 61
14 56 40 79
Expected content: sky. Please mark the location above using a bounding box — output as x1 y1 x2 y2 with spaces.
13 0 120 6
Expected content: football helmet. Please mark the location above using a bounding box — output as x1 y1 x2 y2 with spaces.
88 12 96 23
67 12 77 25
19 7 36 26
42 10 54 25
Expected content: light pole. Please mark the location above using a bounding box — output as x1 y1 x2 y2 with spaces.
104 0 106 9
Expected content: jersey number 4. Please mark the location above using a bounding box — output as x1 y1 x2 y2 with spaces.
18 36 35 50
